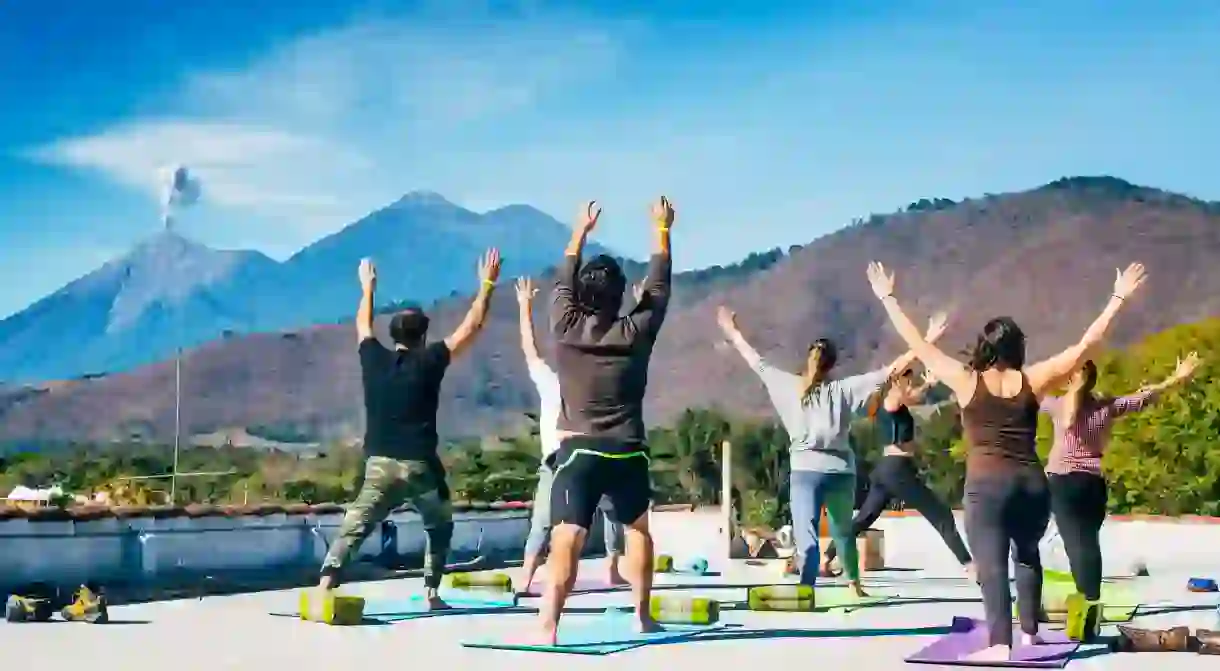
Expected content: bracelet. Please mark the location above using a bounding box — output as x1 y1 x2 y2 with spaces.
482 279 496 288
1112 294 1124 301
880 294 894 301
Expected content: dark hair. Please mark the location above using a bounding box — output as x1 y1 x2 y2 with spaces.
577 254 627 316
1063 360 1099 422
966 316 1026 371
800 338 839 402
389 307 429 346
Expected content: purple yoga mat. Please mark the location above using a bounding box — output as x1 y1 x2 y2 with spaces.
522 579 629 597
906 617 1081 668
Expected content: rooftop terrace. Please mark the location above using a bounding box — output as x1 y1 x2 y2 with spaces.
3 510 1218 670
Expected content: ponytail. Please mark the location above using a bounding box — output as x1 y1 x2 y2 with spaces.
966 336 997 372
800 348 827 403
1061 360 1099 424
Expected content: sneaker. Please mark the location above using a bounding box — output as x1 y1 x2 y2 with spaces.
5 594 53 622
60 585 108 624
1113 624 1190 652
1196 629 1220 655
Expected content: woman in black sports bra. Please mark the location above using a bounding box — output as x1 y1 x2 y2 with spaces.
820 368 973 578
865 260 1147 661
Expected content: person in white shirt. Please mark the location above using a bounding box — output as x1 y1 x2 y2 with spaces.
516 277 627 593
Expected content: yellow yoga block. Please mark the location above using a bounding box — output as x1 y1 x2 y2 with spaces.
297 591 365 625
1064 593 1101 642
748 598 815 612
443 572 513 590
649 595 720 624
654 554 674 573
748 584 814 602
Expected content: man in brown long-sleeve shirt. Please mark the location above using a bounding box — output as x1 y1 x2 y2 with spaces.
534 198 674 643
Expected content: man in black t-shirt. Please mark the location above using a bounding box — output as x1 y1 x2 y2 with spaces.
317 250 501 609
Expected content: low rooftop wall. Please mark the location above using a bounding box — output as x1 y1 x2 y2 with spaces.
0 501 608 602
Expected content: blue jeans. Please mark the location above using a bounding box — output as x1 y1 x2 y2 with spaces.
525 467 624 556
789 469 858 584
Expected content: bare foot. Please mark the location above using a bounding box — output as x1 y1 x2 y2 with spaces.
607 568 629 586
1021 632 1044 646
426 594 451 611
966 645 1011 662
850 582 869 598
636 617 665 634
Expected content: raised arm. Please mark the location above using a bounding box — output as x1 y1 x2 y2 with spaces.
866 262 976 400
443 248 501 358
514 277 542 364
1114 351 1201 417
551 201 601 334
628 197 675 335
716 306 764 371
355 258 376 343
905 371 938 404
1026 263 1147 395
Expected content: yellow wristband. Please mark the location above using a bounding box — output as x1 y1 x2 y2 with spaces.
656 224 670 232
482 279 495 288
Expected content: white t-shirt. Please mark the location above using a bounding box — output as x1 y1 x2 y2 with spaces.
528 358 562 460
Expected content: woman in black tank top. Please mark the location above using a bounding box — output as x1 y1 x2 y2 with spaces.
821 369 973 577
865 261 1147 659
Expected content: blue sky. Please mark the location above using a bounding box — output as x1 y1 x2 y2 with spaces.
1 0 1218 318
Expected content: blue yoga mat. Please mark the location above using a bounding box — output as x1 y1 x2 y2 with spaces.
461 613 725 655
271 591 526 622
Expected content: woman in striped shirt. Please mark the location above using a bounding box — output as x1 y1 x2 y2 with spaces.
1042 352 1201 612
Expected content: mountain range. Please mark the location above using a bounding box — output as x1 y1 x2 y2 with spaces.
0 192 613 382
0 176 1218 448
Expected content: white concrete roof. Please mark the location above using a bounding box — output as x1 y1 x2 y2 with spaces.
3 511 1218 670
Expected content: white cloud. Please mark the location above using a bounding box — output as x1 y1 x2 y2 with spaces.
25 10 626 240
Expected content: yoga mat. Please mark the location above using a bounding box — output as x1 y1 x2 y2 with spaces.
461 613 725 655
906 617 1080 668
1020 581 1139 622
813 586 895 612
366 590 518 614
270 594 526 622
521 579 629 597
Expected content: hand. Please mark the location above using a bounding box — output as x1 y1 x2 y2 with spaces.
866 261 895 299
921 370 938 387
358 258 377 291
580 200 602 232
478 248 502 285
651 196 675 228
1113 263 1147 300
1172 351 1201 381
716 305 738 333
514 277 537 305
925 311 949 342
632 280 646 303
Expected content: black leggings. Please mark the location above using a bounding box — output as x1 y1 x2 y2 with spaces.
964 468 1051 647
825 455 972 565
1047 472 1107 601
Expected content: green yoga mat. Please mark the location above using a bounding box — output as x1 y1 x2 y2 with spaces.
813 586 894 612
1011 580 1139 623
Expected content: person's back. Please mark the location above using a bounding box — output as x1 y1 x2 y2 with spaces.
535 198 674 644
552 312 660 443
319 252 500 611
960 368 1041 473
360 339 450 460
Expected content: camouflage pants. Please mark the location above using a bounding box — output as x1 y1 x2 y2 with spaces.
321 456 454 589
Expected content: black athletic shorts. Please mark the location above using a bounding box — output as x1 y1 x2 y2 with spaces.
547 437 651 529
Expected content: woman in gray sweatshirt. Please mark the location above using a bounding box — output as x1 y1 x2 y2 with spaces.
716 306 947 591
